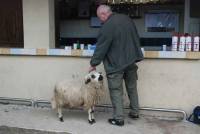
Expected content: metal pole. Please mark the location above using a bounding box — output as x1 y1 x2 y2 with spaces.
0 97 34 107
96 104 187 121
34 100 187 121
0 98 187 121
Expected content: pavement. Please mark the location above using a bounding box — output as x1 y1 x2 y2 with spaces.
0 104 199 134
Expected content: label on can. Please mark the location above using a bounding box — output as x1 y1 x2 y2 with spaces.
179 36 185 52
193 36 200 51
186 36 192 51
172 36 178 51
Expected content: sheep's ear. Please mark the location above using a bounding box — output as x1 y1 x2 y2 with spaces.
85 78 91 84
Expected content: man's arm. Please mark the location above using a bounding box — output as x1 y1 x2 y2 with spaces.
90 31 112 67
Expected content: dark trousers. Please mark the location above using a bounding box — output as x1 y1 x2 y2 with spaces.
107 63 139 120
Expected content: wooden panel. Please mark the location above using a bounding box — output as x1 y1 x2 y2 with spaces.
0 0 23 48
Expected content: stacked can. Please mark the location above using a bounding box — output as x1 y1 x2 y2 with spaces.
193 35 200 52
185 34 192 51
179 34 186 52
172 33 178 51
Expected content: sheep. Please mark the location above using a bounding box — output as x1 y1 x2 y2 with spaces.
51 71 105 124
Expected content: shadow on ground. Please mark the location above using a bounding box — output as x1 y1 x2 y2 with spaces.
0 126 69 134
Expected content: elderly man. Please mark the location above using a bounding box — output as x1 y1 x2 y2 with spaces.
89 5 143 126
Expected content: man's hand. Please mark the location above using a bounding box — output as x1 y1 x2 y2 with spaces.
89 66 96 72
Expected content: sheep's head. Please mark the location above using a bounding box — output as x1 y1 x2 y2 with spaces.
85 71 103 84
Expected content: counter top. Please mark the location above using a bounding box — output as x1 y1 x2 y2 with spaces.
0 48 200 60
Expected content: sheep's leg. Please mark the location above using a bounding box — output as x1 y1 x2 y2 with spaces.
88 108 95 124
57 107 64 122
91 106 95 123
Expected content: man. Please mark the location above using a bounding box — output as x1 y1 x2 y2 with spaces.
89 5 143 126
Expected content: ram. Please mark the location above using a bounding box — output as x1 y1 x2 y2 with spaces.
51 71 105 124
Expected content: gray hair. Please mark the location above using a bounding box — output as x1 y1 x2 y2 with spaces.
97 5 112 14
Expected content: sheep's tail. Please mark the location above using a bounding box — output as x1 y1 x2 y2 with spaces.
51 89 57 109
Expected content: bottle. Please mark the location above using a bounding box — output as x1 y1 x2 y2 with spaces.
77 40 80 49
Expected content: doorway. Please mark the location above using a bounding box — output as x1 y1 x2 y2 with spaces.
0 0 24 48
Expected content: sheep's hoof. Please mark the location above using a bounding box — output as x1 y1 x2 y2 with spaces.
59 117 64 122
92 119 96 123
88 119 96 124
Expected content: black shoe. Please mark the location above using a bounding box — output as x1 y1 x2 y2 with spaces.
128 113 139 119
108 118 124 126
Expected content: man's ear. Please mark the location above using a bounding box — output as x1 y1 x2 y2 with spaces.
85 78 91 84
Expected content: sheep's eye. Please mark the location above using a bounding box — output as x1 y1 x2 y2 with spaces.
91 74 96 79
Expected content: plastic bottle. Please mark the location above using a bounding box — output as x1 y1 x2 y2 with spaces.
77 40 80 49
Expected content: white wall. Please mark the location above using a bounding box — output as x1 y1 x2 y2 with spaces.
0 55 200 115
23 0 55 48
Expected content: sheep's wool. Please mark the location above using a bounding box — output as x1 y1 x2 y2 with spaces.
52 78 104 110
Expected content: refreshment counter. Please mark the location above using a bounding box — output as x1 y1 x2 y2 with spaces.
0 48 200 116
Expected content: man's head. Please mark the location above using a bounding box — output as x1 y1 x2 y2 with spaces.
97 5 112 23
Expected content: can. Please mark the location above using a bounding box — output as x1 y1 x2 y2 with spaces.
172 33 178 51
193 35 200 51
179 34 186 52
186 35 192 51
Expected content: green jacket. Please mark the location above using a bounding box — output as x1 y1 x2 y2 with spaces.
90 13 143 74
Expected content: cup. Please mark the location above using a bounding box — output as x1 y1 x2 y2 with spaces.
65 46 72 50
80 44 85 50
73 43 77 50
87 44 92 50
141 47 145 55
162 45 167 51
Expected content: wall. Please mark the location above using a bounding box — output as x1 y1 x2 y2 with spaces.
60 4 184 38
0 55 200 115
23 0 55 48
